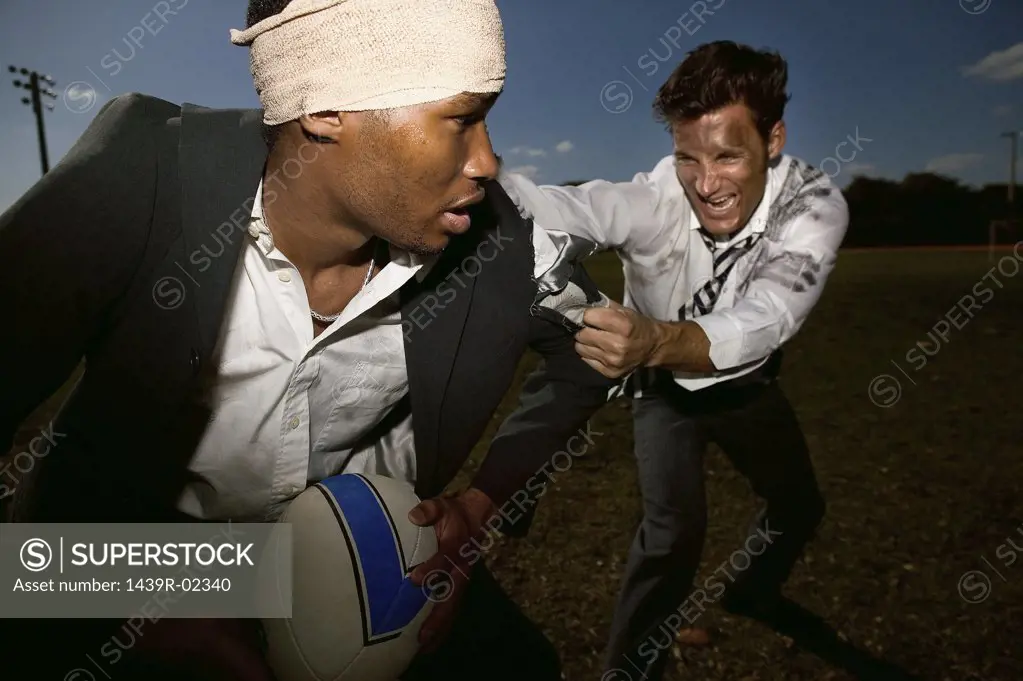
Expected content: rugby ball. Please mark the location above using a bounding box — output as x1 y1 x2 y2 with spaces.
262 473 438 681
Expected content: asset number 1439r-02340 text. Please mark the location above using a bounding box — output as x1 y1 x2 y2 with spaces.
126 577 232 592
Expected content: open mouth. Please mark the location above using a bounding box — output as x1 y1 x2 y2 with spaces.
441 190 485 234
441 206 472 233
703 194 737 213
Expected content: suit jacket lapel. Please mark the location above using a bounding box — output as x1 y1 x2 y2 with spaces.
178 104 267 360
402 242 477 498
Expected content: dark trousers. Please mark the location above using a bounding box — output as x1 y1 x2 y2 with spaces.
1 565 559 681
605 361 826 680
403 563 561 680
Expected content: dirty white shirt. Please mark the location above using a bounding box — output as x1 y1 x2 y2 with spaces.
499 154 850 392
177 179 572 521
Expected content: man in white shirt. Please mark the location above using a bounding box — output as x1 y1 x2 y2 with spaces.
501 40 849 679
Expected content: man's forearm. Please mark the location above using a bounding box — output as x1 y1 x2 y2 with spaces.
647 320 716 373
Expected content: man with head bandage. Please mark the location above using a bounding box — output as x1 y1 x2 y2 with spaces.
0 1 616 679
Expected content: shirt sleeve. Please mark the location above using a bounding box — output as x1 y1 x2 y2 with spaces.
693 184 850 370
497 155 685 256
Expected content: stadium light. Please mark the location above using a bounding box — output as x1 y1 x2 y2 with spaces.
8 64 58 175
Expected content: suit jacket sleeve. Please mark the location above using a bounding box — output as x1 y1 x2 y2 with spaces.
469 261 616 535
0 93 160 459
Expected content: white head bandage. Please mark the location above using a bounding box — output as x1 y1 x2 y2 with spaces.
229 0 506 125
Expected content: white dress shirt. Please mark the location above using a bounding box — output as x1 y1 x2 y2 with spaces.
498 154 849 392
177 180 574 521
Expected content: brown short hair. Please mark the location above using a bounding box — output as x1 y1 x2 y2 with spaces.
653 40 790 142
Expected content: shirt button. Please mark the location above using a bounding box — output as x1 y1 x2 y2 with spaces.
277 270 292 283
288 416 300 430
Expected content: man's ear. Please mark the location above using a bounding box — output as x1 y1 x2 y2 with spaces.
767 120 786 160
298 111 344 143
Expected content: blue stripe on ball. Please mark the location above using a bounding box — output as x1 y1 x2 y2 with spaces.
319 474 429 643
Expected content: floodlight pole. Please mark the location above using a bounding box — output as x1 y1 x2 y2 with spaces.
990 131 1021 261
1002 131 1018 208
8 65 58 176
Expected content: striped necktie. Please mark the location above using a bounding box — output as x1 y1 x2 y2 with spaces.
680 230 761 320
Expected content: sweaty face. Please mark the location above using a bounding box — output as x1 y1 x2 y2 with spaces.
671 103 784 237
330 93 500 255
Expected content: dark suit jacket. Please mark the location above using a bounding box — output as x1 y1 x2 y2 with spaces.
0 93 614 530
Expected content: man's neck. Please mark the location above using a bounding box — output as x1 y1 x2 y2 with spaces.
261 147 374 276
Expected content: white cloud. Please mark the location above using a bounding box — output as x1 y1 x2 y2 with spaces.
924 153 984 174
993 104 1014 117
555 140 574 153
508 146 546 157
844 163 877 176
962 42 1023 82
508 165 540 179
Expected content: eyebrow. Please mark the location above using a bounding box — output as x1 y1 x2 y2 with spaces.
674 147 746 158
452 91 501 110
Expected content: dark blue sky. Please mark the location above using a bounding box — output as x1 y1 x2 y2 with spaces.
1 0 1021 212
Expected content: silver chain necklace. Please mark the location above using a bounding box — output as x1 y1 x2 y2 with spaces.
309 254 375 324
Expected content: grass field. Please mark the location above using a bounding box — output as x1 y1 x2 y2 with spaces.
455 247 1023 681
5 247 1022 680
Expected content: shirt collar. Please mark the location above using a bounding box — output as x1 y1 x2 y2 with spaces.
247 178 276 256
248 178 437 281
388 245 437 283
746 165 777 235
